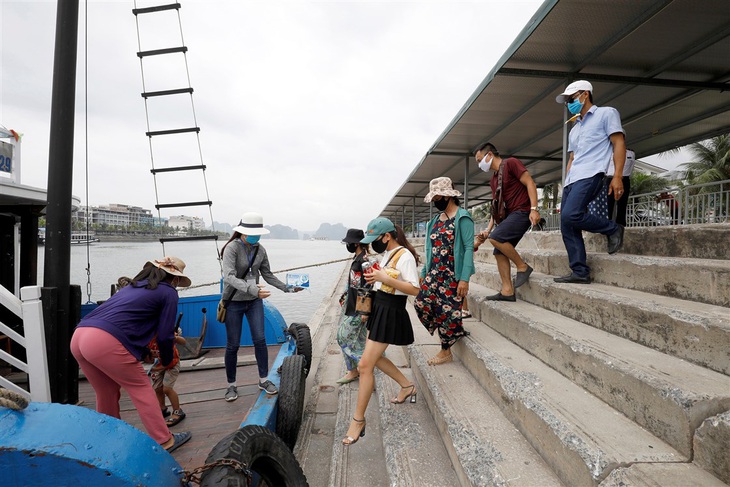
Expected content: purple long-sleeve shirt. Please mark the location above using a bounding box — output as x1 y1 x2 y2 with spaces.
76 280 179 367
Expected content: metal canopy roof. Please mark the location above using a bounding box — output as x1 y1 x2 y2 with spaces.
381 0 730 224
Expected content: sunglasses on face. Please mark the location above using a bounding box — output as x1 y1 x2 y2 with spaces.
565 91 584 105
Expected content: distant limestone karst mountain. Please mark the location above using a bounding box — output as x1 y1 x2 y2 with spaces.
312 223 347 241
211 221 234 235
266 224 299 240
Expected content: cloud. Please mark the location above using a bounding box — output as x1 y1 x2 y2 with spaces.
2 0 544 231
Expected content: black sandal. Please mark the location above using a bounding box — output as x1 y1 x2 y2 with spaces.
165 409 186 426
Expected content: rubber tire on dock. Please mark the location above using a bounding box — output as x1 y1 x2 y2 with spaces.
289 322 312 377
276 354 306 450
200 424 308 487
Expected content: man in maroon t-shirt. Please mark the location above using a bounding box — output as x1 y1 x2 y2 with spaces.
474 142 540 301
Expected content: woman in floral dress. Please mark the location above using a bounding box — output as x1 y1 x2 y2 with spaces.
415 177 475 365
336 228 369 384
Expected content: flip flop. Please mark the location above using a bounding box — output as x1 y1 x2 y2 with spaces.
165 431 191 454
460 310 472 319
165 409 186 427
335 374 360 384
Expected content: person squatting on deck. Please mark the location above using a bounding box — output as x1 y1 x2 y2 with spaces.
553 80 626 284
473 142 540 301
342 218 421 446
414 177 475 365
221 212 304 401
70 257 192 453
335 228 370 385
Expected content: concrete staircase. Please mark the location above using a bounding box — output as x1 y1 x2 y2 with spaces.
296 224 730 486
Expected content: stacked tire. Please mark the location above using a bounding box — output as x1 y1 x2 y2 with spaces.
200 425 308 486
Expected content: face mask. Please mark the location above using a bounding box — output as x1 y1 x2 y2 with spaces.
478 154 492 172
245 235 260 245
433 198 449 211
567 93 584 115
371 236 388 253
346 243 357 253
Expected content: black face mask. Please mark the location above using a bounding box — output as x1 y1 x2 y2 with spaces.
433 198 449 211
371 236 388 253
346 243 357 253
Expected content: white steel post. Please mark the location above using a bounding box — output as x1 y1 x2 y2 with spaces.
21 285 52 402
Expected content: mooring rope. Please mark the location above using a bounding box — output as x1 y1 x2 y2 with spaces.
181 242 426 291
0 389 29 410
182 257 352 290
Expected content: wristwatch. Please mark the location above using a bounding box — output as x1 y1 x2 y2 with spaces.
530 206 539 212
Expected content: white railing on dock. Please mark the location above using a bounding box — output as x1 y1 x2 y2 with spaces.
0 285 51 402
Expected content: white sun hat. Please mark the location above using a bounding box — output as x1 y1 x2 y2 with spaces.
232 212 270 236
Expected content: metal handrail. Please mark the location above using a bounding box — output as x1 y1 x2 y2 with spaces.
0 285 51 402
429 179 730 233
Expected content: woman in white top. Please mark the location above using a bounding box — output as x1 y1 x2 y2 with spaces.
342 217 421 446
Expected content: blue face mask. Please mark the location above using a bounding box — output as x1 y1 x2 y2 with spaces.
245 235 260 245
567 94 584 115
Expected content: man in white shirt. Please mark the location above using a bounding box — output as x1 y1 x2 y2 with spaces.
553 80 626 284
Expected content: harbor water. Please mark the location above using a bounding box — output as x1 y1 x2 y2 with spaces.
37 239 348 325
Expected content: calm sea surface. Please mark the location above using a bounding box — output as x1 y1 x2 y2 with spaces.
37 239 348 324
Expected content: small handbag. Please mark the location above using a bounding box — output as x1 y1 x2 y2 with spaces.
217 245 259 323
354 286 375 321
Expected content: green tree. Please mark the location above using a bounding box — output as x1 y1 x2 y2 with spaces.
681 134 730 185
630 172 670 195
539 183 560 210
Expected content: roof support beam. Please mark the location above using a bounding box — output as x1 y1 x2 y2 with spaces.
497 68 730 92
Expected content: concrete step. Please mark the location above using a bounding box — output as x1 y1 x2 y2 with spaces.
510 224 730 260
471 263 730 376
475 247 730 308
694 410 730 484
466 281 730 457
372 347 460 486
296 266 458 486
599 463 728 487
446 311 686 486
407 341 565 486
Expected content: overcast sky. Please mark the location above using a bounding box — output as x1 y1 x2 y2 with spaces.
1 1 683 233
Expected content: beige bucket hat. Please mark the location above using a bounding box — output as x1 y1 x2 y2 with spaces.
424 177 462 203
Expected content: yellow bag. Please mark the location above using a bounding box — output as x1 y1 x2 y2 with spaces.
216 299 227 322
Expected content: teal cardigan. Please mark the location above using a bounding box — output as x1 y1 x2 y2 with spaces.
420 208 475 282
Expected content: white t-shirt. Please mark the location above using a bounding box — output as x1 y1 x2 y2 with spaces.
373 246 419 295
607 149 636 177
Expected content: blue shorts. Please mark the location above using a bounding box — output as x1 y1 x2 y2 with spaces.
489 210 531 255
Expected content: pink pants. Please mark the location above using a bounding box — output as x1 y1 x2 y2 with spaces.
70 327 172 444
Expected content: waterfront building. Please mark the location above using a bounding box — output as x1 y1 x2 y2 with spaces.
168 215 205 231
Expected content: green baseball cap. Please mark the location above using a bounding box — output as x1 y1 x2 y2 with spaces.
360 217 396 244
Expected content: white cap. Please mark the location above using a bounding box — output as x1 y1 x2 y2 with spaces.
555 80 593 103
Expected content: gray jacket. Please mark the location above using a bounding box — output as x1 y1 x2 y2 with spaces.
222 239 289 301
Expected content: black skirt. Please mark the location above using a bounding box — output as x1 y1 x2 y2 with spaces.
366 291 414 346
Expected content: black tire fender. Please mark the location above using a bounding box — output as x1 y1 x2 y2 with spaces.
288 322 312 377
276 354 306 450
200 424 308 487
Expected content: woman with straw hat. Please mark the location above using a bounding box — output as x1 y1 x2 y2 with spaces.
70 257 193 454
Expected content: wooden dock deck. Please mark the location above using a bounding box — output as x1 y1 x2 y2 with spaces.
77 346 281 472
